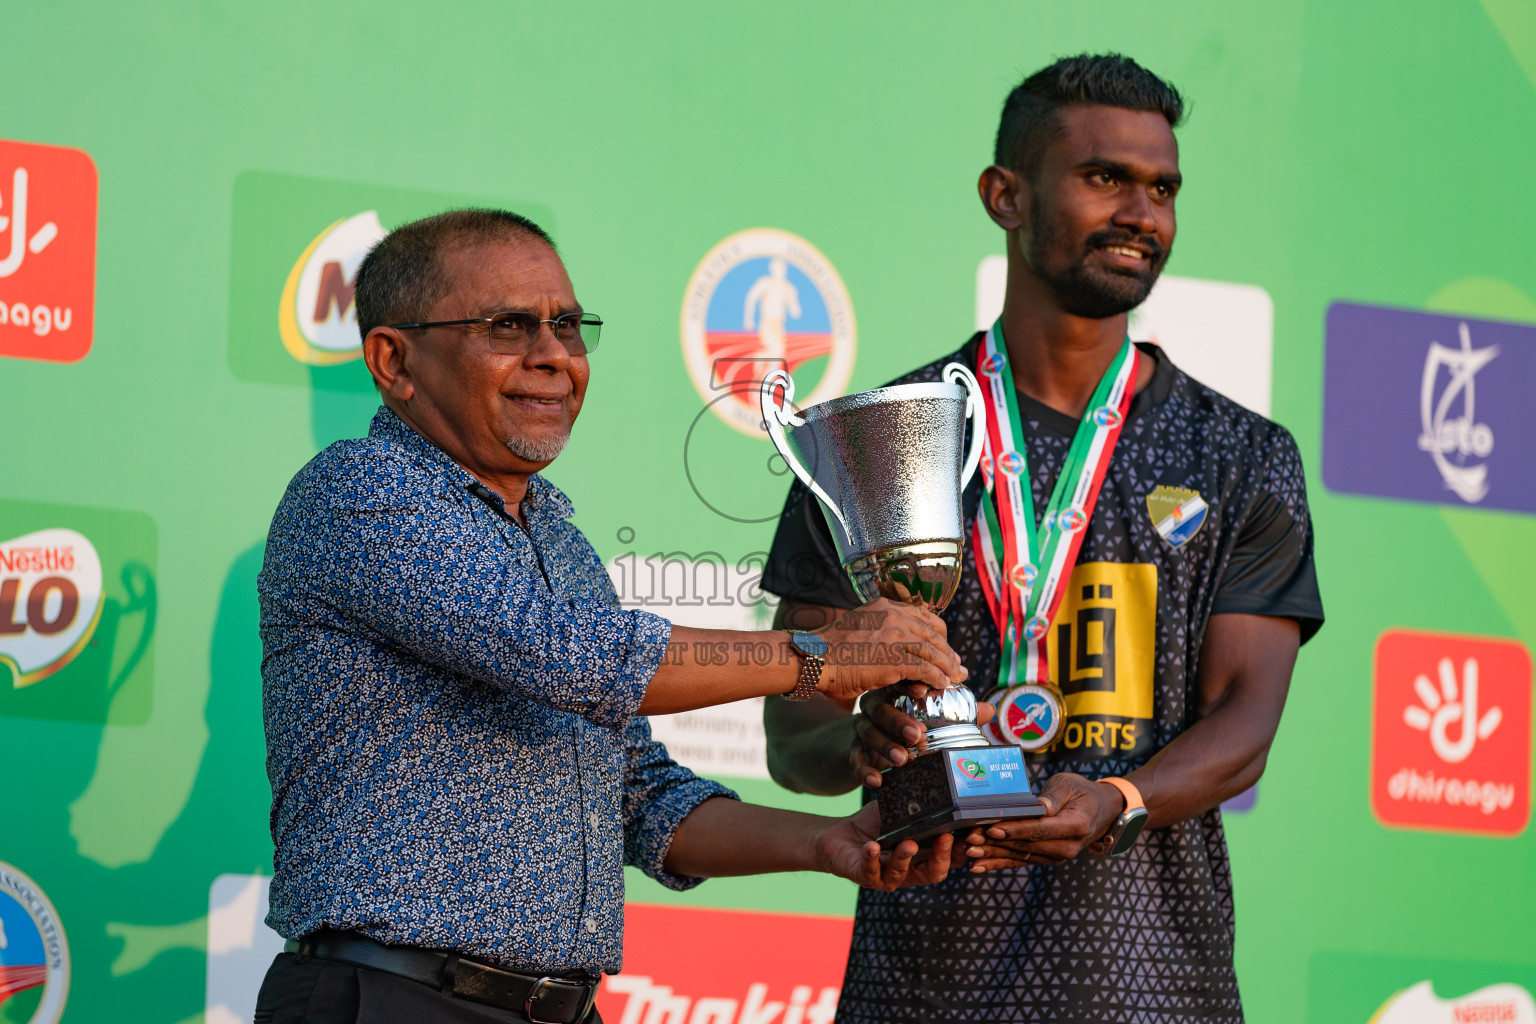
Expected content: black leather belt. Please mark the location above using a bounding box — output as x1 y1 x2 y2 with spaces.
291 929 598 1024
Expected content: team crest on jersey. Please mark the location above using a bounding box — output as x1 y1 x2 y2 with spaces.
1146 485 1208 548
680 228 856 436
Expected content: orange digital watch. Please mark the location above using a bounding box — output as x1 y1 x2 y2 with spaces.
1091 776 1148 856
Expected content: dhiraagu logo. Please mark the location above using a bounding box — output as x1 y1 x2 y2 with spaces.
227 171 554 392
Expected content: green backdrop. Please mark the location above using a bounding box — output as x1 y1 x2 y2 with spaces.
4 2 1535 1022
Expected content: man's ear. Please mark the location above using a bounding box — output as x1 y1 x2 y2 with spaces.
363 326 415 402
978 165 1029 233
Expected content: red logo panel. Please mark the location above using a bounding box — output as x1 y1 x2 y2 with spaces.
1372 629 1532 837
0 139 98 363
595 904 852 1023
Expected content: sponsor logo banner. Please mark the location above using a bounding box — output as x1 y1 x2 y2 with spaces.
682 229 856 437
0 138 97 364
1043 561 1157 761
1371 629 1531 836
227 171 554 392
1324 302 1536 514
596 904 850 1024
0 498 157 725
1308 951 1536 1024
0 860 69 1024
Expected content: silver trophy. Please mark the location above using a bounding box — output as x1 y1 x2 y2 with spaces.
762 365 1045 846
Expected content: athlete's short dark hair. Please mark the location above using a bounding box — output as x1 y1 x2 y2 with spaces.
994 54 1185 180
354 208 557 340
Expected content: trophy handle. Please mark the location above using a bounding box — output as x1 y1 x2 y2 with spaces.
943 362 987 489
761 370 851 540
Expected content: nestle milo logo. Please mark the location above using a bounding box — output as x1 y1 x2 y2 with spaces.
0 528 103 686
0 501 156 724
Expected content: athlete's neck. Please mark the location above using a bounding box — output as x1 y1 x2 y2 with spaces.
999 257 1153 420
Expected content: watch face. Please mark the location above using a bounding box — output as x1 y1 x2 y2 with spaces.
792 632 829 657
1112 807 1150 854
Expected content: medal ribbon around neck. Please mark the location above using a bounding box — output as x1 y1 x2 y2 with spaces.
972 320 1139 696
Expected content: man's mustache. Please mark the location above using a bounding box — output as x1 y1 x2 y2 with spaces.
1083 229 1167 268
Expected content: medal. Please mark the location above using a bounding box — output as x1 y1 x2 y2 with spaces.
972 320 1138 751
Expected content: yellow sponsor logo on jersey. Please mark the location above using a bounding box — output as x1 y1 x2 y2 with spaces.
1044 561 1157 757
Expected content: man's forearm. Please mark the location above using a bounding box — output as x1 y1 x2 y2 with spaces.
763 697 863 796
662 797 826 878
1126 704 1274 829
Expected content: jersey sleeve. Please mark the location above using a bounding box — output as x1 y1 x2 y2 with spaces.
760 480 862 609
1210 427 1325 643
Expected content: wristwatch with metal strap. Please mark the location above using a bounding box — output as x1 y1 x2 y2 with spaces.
1090 776 1149 856
782 631 828 701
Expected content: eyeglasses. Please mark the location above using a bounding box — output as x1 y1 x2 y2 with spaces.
386 311 603 355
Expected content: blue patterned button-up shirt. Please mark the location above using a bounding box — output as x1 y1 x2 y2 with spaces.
258 406 735 975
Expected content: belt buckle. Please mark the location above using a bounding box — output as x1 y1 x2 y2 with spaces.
525 976 580 1024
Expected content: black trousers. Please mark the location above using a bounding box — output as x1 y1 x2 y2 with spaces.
254 953 604 1024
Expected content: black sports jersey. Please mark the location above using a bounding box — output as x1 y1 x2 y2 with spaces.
762 336 1323 1023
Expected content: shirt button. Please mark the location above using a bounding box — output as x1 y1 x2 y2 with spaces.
588 813 601 830
583 918 598 934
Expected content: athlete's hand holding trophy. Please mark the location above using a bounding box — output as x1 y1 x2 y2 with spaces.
761 364 1047 847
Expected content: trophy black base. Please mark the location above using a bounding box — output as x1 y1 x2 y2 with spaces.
877 744 1046 849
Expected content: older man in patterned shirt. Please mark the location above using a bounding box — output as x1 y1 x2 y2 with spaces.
253 209 970 1024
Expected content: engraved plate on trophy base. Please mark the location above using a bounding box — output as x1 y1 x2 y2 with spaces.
876 745 1046 848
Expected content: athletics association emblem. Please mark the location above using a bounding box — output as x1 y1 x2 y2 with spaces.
1416 321 1498 504
1093 406 1123 428
0 861 69 1024
957 758 988 780
1146 485 1208 549
991 684 1063 750
680 228 856 436
0 528 104 686
996 451 1026 478
1057 508 1088 534
278 210 386 366
1009 563 1037 591
980 351 1006 375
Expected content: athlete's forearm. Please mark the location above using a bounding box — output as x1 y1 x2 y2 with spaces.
1128 613 1298 829
1126 705 1274 829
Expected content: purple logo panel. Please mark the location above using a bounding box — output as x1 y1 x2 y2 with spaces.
1323 303 1536 515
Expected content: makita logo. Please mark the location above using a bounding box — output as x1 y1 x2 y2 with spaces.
593 906 851 1024
605 977 836 1024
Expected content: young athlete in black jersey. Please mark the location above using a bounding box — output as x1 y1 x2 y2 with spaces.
762 54 1322 1023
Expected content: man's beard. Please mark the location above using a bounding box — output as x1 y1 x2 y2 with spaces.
1027 194 1170 319
503 430 569 463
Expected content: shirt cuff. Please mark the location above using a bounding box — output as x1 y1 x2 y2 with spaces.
587 609 673 731
628 778 739 891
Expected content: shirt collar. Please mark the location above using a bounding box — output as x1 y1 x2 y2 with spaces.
368 405 576 521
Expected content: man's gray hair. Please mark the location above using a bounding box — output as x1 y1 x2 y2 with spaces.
353 208 556 340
